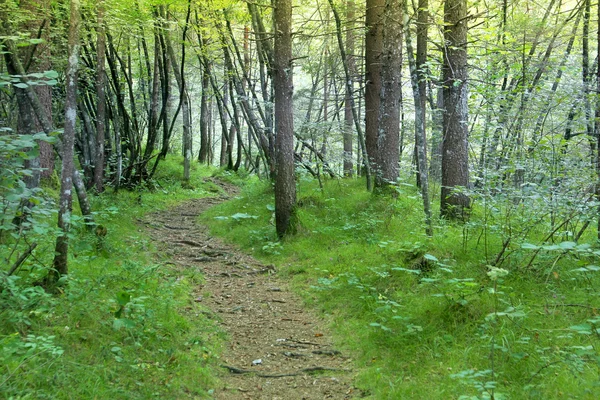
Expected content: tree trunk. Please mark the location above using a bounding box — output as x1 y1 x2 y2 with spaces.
374 0 402 190
273 0 296 238
365 0 384 178
596 0 600 239
415 0 428 187
220 58 230 168
51 0 81 282
441 0 470 220
428 83 443 181
328 0 371 189
343 0 355 177
199 46 211 164
165 0 192 182
93 0 106 192
405 0 432 235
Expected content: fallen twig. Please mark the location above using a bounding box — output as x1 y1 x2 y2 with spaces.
8 242 37 276
220 365 350 378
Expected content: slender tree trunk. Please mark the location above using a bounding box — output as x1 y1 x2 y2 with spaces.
146 25 161 160
328 0 371 189
165 0 192 182
51 0 81 282
94 0 106 192
415 0 428 187
199 40 210 164
441 0 470 220
429 82 443 181
596 0 600 239
582 0 594 163
405 0 432 235
365 0 384 179
243 24 252 170
220 57 230 167
343 0 355 177
273 0 296 237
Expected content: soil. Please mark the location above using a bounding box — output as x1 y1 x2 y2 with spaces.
142 179 358 399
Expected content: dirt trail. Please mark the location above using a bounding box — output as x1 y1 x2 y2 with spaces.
143 179 357 399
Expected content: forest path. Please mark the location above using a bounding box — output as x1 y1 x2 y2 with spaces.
142 179 356 399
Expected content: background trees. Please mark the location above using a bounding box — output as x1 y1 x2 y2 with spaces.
3 1 600 397
1 0 600 250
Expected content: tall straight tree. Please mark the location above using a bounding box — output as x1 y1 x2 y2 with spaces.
365 0 384 183
93 0 106 193
596 0 600 239
404 0 432 235
273 0 296 237
374 0 402 190
329 0 372 189
441 0 470 219
343 0 355 177
415 0 428 187
51 0 81 281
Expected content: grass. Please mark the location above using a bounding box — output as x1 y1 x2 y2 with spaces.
1 158 228 399
3 160 599 399
202 174 600 399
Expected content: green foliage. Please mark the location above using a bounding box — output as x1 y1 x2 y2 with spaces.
0 132 56 238
204 176 600 399
1 159 222 399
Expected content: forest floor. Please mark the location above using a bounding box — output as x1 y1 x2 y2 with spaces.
142 178 357 399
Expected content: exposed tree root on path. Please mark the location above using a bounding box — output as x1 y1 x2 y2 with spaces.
142 179 359 399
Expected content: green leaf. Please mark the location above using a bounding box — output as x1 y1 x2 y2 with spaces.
391 267 421 274
231 213 258 221
424 253 438 262
116 292 131 307
521 243 539 250
13 82 28 89
571 265 600 273
558 241 577 250
44 70 59 79
570 324 592 335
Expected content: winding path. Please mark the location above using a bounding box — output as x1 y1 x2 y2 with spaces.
142 179 356 399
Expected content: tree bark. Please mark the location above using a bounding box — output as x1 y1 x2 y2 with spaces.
374 0 402 190
405 0 432 235
198 29 211 164
343 0 355 177
415 0 428 187
596 0 600 239
51 0 81 281
441 0 470 220
273 0 296 238
328 0 371 189
365 0 384 177
93 0 106 192
165 0 192 182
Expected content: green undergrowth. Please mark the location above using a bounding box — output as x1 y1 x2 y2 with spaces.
203 175 600 399
1 158 236 399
